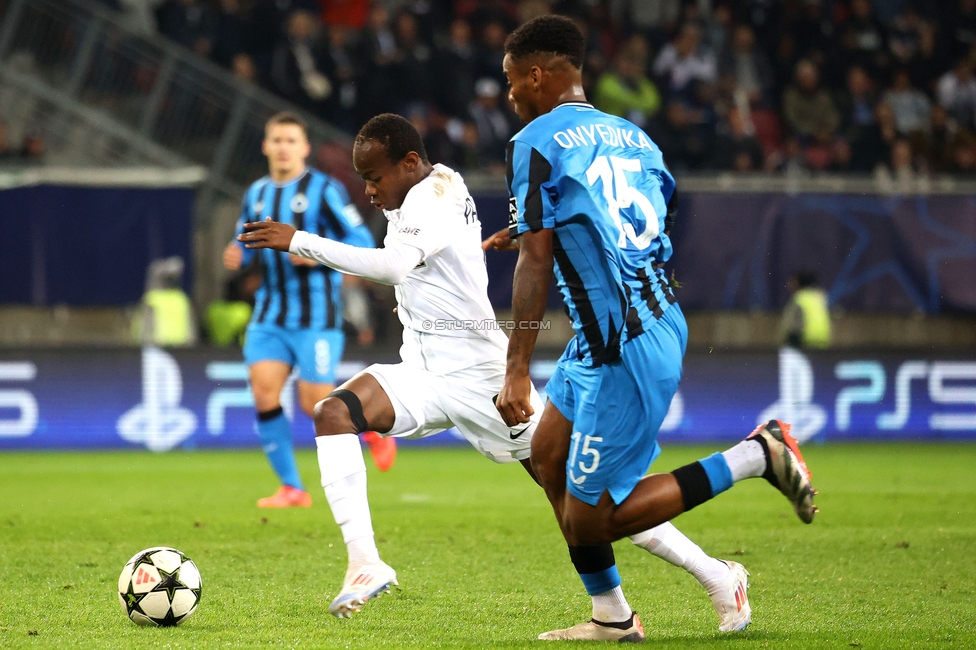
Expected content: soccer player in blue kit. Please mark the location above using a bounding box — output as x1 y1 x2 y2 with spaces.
223 112 396 509
490 17 818 641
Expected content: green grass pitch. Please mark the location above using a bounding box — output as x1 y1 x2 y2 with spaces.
1 443 974 649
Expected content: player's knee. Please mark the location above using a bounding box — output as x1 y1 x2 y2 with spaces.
313 389 369 436
312 397 352 436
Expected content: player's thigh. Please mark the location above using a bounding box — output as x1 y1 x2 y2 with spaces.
247 361 292 411
553 357 675 508
363 362 451 439
439 362 544 463
293 329 345 385
528 399 574 492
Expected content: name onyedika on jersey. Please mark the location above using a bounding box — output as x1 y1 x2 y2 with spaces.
552 123 656 151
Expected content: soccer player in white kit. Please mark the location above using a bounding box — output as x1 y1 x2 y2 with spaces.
239 113 752 629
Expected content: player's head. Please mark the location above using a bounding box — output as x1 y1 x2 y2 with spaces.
502 15 586 123
263 112 311 179
352 113 431 211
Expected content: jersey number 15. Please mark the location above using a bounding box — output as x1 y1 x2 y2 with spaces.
585 155 659 250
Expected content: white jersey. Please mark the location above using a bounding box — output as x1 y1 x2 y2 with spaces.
383 164 509 375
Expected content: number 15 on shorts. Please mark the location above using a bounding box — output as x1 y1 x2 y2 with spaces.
568 432 602 485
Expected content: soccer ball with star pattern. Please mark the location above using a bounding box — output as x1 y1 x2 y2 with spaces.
118 547 202 626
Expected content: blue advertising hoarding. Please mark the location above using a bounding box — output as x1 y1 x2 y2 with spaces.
1 347 974 451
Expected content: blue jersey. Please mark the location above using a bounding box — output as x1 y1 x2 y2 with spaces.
235 168 374 330
507 102 677 367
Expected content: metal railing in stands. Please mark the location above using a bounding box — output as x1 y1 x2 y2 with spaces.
0 0 351 218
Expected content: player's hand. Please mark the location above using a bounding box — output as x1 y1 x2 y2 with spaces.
288 254 317 267
239 218 297 252
222 242 243 270
482 227 519 252
495 373 534 426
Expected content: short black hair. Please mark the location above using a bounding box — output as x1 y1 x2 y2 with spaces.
355 113 428 164
504 15 585 69
794 271 819 289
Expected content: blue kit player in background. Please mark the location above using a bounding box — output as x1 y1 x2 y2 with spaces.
488 16 818 641
223 111 396 509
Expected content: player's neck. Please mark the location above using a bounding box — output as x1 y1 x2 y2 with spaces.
269 165 307 184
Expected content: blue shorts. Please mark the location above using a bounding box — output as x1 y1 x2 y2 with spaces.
545 305 688 506
242 323 345 385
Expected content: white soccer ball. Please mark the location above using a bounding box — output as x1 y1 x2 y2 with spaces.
118 547 202 626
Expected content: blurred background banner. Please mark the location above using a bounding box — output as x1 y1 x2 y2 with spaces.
2 347 974 451
668 189 976 314
474 186 976 314
0 174 197 305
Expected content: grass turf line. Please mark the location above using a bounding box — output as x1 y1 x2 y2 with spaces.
0 444 974 648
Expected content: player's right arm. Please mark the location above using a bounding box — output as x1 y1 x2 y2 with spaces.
496 139 556 426
224 191 258 271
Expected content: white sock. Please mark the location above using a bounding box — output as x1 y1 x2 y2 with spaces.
630 522 729 594
592 586 631 623
316 434 380 565
721 439 767 482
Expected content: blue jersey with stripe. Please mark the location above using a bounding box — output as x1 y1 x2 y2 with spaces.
235 168 374 330
507 102 677 367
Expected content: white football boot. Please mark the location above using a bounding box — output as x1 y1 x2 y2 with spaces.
328 561 398 618
710 561 751 632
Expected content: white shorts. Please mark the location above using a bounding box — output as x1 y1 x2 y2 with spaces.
364 360 544 463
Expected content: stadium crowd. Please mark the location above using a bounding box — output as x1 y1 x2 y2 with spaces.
98 0 976 176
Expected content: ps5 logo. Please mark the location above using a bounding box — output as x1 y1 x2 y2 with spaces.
117 347 197 451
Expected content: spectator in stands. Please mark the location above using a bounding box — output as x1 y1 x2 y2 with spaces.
231 52 258 83
781 270 831 350
593 35 661 129
155 0 218 58
845 0 888 74
660 79 719 171
321 24 360 132
468 77 518 170
875 137 923 189
719 24 775 107
211 0 247 69
653 23 717 96
435 18 478 119
474 19 510 90
924 104 962 173
391 10 435 110
791 0 834 64
937 58 976 130
882 69 931 137
941 0 976 63
610 0 681 49
711 104 764 172
356 5 400 118
271 10 332 111
782 59 840 150
248 0 319 74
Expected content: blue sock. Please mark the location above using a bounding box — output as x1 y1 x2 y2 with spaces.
569 545 621 595
699 452 734 496
257 407 303 490
672 453 734 512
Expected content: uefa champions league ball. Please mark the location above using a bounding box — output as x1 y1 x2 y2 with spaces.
118 547 202 626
